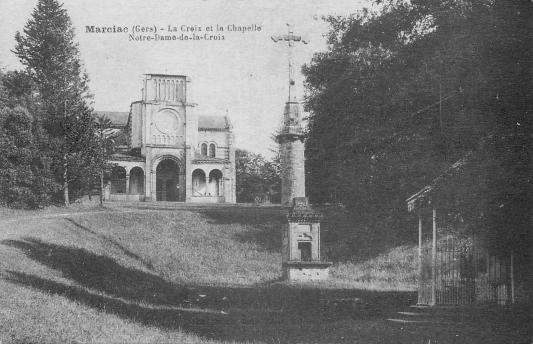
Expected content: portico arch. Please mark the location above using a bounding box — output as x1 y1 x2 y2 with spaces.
129 167 144 194
151 155 184 174
110 166 127 194
155 158 180 201
192 169 207 196
208 169 223 197
150 155 184 202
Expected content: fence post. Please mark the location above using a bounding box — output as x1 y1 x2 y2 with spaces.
511 252 515 304
432 207 437 306
418 213 423 304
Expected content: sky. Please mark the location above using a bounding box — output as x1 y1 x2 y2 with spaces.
0 0 367 158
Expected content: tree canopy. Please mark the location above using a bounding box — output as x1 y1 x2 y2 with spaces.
236 149 281 203
303 0 531 238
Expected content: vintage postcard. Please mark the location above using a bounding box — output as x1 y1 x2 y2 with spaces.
0 0 530 343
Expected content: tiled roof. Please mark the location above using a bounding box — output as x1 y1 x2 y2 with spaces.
198 115 229 130
95 111 130 127
406 153 472 211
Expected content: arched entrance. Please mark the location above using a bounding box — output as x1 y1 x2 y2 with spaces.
208 169 223 196
156 159 180 201
110 166 127 194
192 169 206 196
129 167 144 195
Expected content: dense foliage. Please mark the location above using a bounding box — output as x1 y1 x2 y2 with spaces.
303 0 531 239
235 149 281 203
0 105 57 208
6 0 104 207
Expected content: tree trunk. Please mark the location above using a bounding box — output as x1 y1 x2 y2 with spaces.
99 128 105 207
100 170 104 207
63 154 69 206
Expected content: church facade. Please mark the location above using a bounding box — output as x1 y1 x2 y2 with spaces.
98 74 236 203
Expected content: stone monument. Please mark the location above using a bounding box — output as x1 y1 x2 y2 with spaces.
272 25 331 281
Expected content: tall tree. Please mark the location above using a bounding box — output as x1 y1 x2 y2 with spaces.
14 0 100 206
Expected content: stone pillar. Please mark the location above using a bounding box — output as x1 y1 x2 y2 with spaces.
125 173 130 194
277 101 306 206
275 86 330 281
144 149 153 201
185 147 192 202
280 136 305 205
178 171 186 202
184 77 196 203
227 123 236 203
150 169 156 201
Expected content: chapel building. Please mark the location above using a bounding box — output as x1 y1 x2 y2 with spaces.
97 74 236 203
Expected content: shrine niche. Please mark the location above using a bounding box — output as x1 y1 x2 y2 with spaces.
281 198 331 281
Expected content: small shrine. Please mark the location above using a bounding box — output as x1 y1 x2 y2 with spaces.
282 197 331 280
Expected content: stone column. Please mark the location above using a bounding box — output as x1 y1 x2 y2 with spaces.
178 171 186 201
150 170 156 201
277 101 306 206
125 173 130 194
185 147 192 202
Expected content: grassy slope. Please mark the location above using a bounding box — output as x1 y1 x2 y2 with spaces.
0 205 529 344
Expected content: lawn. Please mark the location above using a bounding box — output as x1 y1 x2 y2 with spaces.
0 203 529 343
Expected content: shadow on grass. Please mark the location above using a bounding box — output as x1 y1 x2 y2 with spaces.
2 237 182 306
2 237 416 343
198 207 286 226
109 203 408 264
64 218 154 270
199 206 405 262
200 207 286 253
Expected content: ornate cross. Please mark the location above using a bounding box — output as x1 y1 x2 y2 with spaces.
271 24 308 101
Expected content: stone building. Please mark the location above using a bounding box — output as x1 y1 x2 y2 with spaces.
98 74 236 203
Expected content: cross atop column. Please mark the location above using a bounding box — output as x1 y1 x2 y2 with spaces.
271 24 308 102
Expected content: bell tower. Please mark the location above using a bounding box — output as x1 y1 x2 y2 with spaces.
139 74 190 202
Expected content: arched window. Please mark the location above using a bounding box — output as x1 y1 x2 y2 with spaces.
209 143 216 158
201 143 207 156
